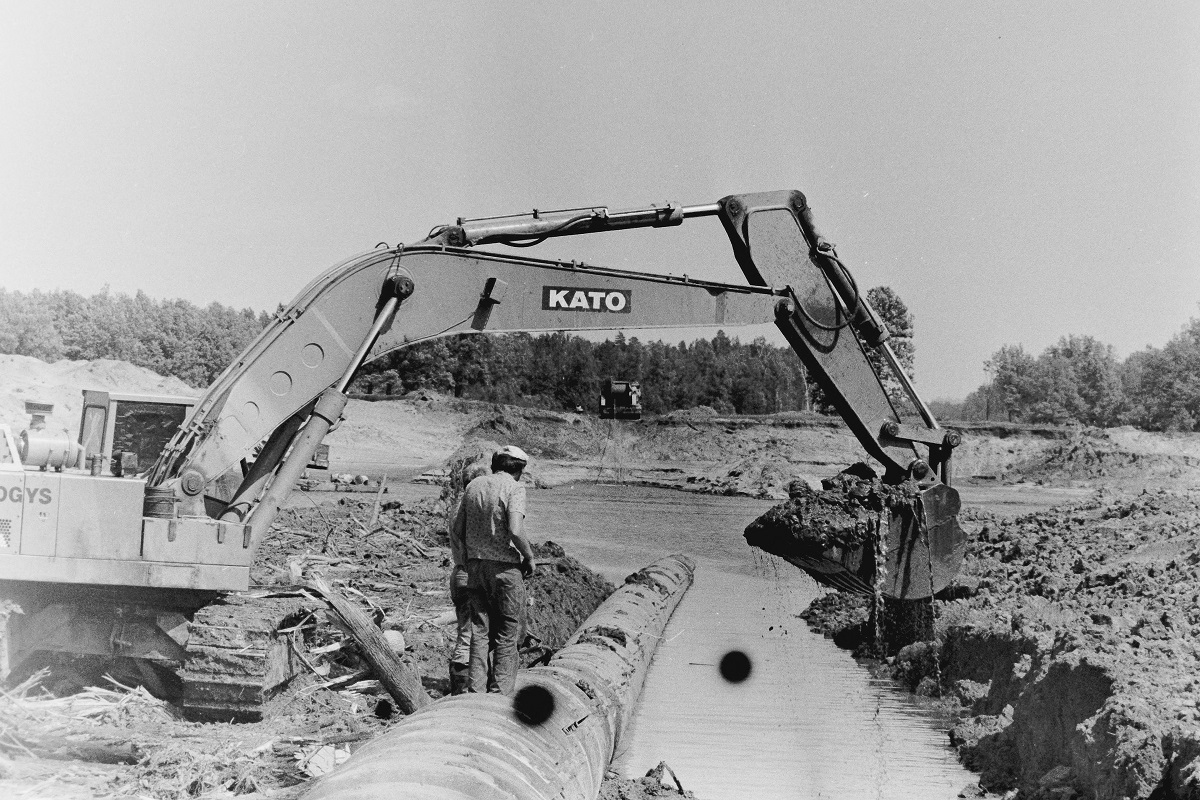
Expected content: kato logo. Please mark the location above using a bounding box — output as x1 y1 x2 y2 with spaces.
542 287 631 314
0 486 52 504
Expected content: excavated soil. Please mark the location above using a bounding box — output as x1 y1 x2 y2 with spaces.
0 354 196 438
744 467 921 555
797 490 1200 800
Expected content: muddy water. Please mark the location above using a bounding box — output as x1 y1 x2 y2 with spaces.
527 484 975 800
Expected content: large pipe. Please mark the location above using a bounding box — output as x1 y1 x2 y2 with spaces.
302 555 696 800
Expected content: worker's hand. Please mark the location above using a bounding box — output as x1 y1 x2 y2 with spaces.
521 557 537 579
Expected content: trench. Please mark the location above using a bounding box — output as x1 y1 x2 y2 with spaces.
528 483 976 800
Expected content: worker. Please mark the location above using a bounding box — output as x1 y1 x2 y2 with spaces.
446 460 490 695
450 445 536 695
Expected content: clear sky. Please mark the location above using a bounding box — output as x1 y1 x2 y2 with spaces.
2 1 1198 400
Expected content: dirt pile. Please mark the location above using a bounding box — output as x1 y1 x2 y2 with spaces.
598 761 698 799
466 405 598 461
801 489 1200 799
325 394 480 473
1015 427 1200 488
0 354 196 438
526 540 615 655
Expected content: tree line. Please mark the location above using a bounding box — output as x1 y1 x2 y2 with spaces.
352 330 820 415
933 316 1200 432
0 285 917 418
0 287 268 387
6 284 1197 430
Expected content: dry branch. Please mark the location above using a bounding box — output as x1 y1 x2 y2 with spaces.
305 576 430 714
367 475 387 529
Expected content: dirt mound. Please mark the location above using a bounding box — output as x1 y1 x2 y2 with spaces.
465 405 598 461
946 490 1200 797
681 454 799 499
1013 427 1200 488
325 398 480 473
0 354 196 438
662 405 719 422
526 541 615 658
598 761 698 799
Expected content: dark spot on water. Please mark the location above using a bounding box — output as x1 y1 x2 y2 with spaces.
514 684 555 725
720 650 752 683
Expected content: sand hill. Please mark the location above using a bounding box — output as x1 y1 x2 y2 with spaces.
0 354 196 439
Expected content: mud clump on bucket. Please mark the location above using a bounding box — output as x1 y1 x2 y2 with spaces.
743 465 919 558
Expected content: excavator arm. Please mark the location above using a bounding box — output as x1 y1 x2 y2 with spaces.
149 190 963 598
151 247 783 510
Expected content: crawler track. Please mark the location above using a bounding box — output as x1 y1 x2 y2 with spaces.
180 594 314 723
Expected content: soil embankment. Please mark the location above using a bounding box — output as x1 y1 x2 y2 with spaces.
797 489 1200 799
333 394 1200 499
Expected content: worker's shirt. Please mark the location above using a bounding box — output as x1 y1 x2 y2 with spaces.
455 472 526 564
448 495 469 567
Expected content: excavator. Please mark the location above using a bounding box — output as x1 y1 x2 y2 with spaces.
0 190 964 721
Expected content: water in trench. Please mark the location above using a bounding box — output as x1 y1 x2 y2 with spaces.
527 483 975 800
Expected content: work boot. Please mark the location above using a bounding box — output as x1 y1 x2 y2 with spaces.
448 660 470 695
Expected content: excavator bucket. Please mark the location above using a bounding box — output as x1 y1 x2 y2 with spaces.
744 477 965 600
881 483 965 599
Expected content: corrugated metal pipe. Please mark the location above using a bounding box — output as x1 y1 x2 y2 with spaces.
302 554 696 800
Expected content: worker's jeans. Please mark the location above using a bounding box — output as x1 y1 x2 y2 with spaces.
448 566 472 694
449 566 472 663
466 558 526 696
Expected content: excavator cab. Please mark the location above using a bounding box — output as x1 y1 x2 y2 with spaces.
78 391 197 477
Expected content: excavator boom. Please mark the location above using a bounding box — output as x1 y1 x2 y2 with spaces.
151 248 785 520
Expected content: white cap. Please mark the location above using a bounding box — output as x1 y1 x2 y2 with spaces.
497 445 529 463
